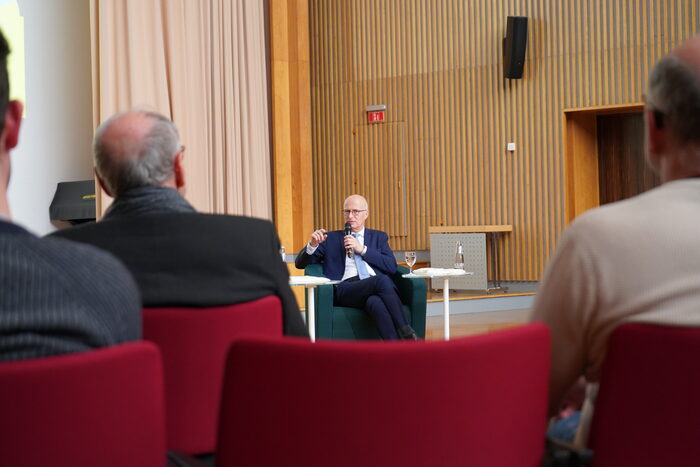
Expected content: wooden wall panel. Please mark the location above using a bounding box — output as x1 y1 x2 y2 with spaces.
270 0 313 254
270 0 312 306
352 122 407 237
309 0 699 281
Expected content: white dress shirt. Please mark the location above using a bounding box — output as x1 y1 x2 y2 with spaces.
306 228 375 281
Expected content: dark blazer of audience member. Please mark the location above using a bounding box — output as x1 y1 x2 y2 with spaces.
0 29 141 361
52 110 307 337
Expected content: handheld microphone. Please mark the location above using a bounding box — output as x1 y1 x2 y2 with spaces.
344 222 353 258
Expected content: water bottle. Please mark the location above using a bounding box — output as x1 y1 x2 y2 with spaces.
454 241 464 270
280 245 286 262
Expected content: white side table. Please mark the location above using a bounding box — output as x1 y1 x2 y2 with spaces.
289 276 338 342
402 269 474 340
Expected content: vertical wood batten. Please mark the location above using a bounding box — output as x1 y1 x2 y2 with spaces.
308 0 698 281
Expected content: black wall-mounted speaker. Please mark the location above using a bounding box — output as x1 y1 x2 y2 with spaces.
503 16 528 79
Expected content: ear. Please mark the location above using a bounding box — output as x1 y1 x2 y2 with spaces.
173 150 186 189
2 100 23 150
95 170 113 197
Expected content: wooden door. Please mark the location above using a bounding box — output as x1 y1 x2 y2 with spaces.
597 113 660 205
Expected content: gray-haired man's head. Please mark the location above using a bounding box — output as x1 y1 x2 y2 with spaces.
94 110 183 197
645 35 700 178
648 57 700 145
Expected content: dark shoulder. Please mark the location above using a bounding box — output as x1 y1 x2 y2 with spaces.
40 235 135 278
16 227 117 266
5 232 137 294
190 213 279 239
53 212 278 237
50 220 101 241
40 236 141 318
367 228 389 239
201 213 275 229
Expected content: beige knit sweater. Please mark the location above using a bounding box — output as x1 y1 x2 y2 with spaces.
531 178 700 416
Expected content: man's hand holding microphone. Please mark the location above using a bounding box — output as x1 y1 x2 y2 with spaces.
343 222 363 258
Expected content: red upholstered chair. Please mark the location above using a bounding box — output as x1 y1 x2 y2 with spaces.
216 323 550 467
588 323 700 467
0 342 166 467
143 295 283 455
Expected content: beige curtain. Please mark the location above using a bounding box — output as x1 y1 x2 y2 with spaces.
90 0 272 219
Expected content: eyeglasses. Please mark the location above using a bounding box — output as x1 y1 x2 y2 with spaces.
174 145 186 159
343 209 367 217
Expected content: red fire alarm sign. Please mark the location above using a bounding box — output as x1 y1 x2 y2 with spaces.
366 104 387 124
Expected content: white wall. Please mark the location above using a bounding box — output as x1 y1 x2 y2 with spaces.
8 0 93 235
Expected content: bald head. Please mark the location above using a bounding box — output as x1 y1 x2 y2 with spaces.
94 110 181 197
343 194 369 232
673 35 700 76
344 194 368 210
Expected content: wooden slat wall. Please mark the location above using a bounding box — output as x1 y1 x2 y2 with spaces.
309 0 699 281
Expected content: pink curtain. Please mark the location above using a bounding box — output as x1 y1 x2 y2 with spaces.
90 0 272 218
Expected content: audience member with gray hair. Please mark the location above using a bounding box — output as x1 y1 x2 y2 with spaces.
531 34 700 446
53 109 307 337
0 28 141 360
94 110 182 198
92 110 189 218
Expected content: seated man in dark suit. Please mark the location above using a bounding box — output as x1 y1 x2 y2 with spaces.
0 29 141 361
52 109 307 337
295 194 418 340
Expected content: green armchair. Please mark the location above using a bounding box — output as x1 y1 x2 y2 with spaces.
304 264 427 340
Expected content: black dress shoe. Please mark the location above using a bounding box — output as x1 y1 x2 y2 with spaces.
398 325 420 340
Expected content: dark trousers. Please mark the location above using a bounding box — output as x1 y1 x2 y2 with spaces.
334 274 408 340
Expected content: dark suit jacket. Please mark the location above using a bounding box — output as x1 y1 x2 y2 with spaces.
52 212 307 337
294 228 397 280
1 220 141 361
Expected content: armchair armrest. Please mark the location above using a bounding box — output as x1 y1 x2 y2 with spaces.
305 264 325 277
392 265 427 338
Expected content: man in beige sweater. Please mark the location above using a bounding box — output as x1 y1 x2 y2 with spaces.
531 34 700 443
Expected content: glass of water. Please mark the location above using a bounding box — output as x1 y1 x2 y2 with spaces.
405 251 417 273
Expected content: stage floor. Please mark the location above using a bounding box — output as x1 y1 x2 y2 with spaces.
425 307 530 340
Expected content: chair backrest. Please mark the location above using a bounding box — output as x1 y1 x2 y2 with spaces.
0 342 165 467
589 323 700 467
143 295 283 454
217 323 550 467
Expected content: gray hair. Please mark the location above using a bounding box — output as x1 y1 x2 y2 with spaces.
94 111 181 196
647 55 700 147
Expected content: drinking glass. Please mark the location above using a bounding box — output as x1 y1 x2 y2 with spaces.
405 251 417 273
